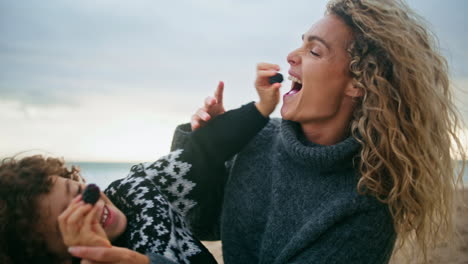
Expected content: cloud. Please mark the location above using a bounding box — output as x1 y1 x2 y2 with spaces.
1 0 466 108
453 78 468 124
408 0 468 77
1 0 466 107
1 0 467 161
0 0 329 108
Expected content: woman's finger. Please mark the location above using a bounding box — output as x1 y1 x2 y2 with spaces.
191 113 200 122
70 246 121 262
257 62 280 71
257 70 279 78
81 259 107 264
191 120 200 131
273 83 282 89
191 112 204 131
80 259 102 264
196 109 211 122
204 96 217 108
214 81 224 105
71 246 149 264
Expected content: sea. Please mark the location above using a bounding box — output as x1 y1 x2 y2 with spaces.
73 161 468 189
71 162 136 189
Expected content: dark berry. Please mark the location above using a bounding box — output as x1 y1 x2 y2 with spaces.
268 73 284 84
82 184 100 205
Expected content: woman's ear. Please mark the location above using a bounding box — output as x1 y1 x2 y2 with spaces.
344 81 363 98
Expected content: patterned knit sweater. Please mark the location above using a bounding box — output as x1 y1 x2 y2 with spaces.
103 102 269 264
172 116 397 263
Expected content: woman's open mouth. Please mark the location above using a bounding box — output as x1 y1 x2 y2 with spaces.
285 75 303 96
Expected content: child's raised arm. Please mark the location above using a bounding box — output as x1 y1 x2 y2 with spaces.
191 62 281 131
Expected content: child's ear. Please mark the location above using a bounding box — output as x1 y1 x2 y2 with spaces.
344 81 363 98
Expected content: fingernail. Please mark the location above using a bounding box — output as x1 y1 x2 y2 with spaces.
68 247 77 254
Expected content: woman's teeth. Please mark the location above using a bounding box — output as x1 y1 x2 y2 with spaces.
288 75 302 84
100 205 109 226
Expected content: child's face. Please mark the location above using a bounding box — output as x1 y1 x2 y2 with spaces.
37 176 127 258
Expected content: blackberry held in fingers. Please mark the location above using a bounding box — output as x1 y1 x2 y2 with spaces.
82 184 100 205
268 73 284 84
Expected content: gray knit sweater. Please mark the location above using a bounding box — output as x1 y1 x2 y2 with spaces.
172 117 396 264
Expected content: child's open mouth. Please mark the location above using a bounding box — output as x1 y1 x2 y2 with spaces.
100 205 111 227
286 75 303 96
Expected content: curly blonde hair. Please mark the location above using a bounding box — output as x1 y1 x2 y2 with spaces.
327 0 466 262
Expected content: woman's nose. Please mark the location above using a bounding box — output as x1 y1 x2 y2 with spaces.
287 49 301 66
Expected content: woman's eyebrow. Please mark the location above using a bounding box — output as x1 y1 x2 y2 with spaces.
302 34 331 50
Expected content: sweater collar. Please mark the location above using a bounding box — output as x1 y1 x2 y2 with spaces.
279 120 360 170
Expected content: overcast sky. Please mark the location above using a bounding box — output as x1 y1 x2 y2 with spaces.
1 0 467 162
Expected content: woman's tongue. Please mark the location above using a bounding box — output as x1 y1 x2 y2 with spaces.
286 81 303 96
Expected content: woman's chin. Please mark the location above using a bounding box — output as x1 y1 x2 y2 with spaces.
280 104 295 121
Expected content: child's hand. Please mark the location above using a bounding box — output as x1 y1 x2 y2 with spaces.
255 63 282 117
191 81 226 131
58 195 111 248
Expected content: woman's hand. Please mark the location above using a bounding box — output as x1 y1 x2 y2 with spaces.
254 62 282 117
191 81 225 131
68 246 150 264
58 195 111 248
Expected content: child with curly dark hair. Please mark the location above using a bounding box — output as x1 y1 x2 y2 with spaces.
0 156 82 264
0 77 282 264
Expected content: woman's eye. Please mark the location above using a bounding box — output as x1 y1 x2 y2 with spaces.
77 185 82 196
310 50 320 56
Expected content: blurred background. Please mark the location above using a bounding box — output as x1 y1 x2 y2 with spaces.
1 0 467 187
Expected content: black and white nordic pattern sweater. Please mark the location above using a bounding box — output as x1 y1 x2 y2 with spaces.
172 116 397 263
103 102 269 264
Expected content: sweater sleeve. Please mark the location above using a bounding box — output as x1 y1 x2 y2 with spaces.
176 102 269 240
284 208 396 264
173 101 269 165
141 102 268 240
147 253 179 264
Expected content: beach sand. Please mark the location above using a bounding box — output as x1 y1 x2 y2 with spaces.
390 187 468 264
202 187 468 264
